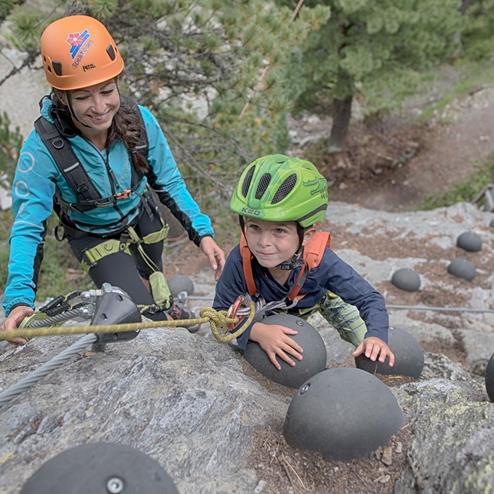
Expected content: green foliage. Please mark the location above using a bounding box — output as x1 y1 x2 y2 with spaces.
421 154 494 209
278 0 463 119
0 0 19 21
6 6 46 51
0 112 22 183
461 0 494 61
87 0 118 18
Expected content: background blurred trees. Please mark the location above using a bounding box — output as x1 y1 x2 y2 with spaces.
1 0 494 182
277 0 464 152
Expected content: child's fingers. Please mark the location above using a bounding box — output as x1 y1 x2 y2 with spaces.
388 349 395 367
281 341 303 361
365 343 381 362
378 347 388 363
280 326 298 336
351 342 364 357
276 349 296 367
267 352 282 370
282 335 303 355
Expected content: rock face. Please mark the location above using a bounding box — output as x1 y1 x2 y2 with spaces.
1 201 494 493
395 355 493 493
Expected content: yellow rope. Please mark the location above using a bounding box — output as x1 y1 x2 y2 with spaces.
0 302 256 344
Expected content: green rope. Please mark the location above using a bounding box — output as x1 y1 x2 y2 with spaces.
0 302 256 344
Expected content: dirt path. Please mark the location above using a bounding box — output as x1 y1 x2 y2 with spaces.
330 85 494 211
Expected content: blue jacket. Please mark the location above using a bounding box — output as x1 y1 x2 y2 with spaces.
213 245 389 350
2 98 214 316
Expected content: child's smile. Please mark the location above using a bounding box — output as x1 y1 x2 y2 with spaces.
244 219 300 270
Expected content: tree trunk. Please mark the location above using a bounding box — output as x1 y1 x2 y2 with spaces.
328 94 353 153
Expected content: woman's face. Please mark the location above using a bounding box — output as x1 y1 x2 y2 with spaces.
67 79 120 133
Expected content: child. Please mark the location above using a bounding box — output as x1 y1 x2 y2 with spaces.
213 154 394 370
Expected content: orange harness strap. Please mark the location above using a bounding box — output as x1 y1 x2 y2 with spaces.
240 232 257 296
240 231 331 301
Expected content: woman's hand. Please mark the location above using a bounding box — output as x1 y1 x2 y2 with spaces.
250 321 304 370
1 305 33 345
352 336 395 367
200 236 225 280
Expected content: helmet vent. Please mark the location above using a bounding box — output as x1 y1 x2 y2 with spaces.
52 61 62 76
256 173 271 199
242 166 255 197
272 174 297 204
106 45 116 61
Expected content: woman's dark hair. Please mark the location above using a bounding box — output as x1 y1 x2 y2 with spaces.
107 98 149 174
51 87 149 175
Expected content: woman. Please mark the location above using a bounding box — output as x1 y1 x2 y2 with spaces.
1 15 225 343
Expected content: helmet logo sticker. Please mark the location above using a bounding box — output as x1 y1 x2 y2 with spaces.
66 29 93 68
304 178 328 198
242 207 261 216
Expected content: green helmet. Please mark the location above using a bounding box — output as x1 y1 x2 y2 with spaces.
230 154 328 228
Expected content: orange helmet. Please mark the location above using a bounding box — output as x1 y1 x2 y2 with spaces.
40 15 124 91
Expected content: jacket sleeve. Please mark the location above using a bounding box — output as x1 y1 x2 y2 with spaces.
323 249 389 343
2 132 58 316
212 246 255 350
139 105 214 246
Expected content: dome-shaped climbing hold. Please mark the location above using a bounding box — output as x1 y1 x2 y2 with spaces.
447 258 476 281
244 313 327 388
19 443 178 494
283 368 404 460
168 275 194 297
456 231 482 252
485 355 494 402
391 268 421 292
355 326 424 378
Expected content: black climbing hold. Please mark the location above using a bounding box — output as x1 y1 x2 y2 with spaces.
168 275 195 297
447 258 477 281
244 313 327 388
355 326 424 378
391 268 421 292
91 285 141 344
485 354 494 402
456 231 482 252
283 368 404 460
19 443 179 494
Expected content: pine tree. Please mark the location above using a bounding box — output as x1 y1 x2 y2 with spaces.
278 0 463 152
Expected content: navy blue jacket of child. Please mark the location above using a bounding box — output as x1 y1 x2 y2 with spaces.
213 244 389 351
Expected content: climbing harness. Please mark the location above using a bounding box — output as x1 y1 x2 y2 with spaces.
35 96 174 308
35 97 147 215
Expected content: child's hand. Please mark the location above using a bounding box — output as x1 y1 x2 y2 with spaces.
352 336 395 367
250 321 304 370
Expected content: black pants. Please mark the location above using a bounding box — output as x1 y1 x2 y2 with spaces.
67 205 167 320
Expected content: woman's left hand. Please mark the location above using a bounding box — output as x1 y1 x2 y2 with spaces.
200 236 225 280
352 336 395 367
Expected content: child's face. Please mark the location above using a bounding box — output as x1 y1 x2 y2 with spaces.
244 219 300 269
